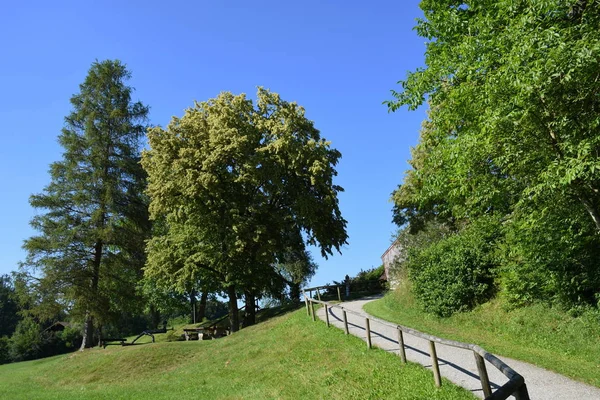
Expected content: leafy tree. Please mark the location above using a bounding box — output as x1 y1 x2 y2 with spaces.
0 275 19 338
142 88 347 331
388 0 600 230
22 60 150 349
273 247 317 305
388 1 600 309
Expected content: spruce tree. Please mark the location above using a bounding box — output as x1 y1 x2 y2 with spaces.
23 60 150 349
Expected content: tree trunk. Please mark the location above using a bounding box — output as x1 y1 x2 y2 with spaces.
150 304 161 329
80 312 94 351
189 288 197 324
226 285 239 333
243 291 256 327
80 240 102 350
290 283 301 306
197 290 208 323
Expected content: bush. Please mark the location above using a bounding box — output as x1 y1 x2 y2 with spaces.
500 206 600 308
8 317 43 362
0 336 10 365
408 217 500 317
46 326 82 353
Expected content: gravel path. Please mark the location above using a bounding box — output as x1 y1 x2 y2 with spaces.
315 296 600 399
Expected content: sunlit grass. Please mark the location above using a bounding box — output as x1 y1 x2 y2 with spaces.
0 307 474 399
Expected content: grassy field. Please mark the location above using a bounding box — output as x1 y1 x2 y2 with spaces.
0 307 475 400
364 289 600 387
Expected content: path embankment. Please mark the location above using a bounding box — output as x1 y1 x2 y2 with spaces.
316 296 600 400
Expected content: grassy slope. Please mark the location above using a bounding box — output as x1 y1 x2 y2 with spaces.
364 289 600 387
0 308 475 400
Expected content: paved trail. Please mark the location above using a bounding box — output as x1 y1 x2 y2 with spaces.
316 296 600 399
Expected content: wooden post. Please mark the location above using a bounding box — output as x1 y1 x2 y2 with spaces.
325 305 330 327
337 286 341 302
342 310 349 334
514 384 531 400
473 352 492 398
397 327 406 363
316 288 321 301
304 294 310 316
429 341 442 387
365 318 372 349
311 300 316 322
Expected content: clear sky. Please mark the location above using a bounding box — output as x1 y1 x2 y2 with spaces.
0 0 427 287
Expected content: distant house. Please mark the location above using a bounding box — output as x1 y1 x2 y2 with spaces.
381 240 402 288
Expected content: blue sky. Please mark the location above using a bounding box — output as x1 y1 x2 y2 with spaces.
0 0 427 287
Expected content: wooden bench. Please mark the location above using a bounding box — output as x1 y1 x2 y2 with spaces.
100 338 127 349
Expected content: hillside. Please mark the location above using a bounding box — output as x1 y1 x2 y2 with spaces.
0 308 474 400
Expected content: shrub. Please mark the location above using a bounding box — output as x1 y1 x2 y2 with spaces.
0 336 10 365
8 317 42 362
408 216 500 317
500 207 600 308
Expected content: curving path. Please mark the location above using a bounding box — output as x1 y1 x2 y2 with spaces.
315 296 600 399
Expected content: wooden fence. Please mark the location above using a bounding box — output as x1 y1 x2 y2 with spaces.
303 284 530 400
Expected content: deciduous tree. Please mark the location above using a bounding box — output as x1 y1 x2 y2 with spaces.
142 89 347 331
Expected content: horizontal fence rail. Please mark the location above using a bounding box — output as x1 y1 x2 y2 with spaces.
303 285 530 400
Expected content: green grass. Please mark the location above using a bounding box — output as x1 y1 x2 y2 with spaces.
0 307 475 400
364 288 600 387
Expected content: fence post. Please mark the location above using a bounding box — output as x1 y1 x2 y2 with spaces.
345 278 350 298
429 341 442 387
304 292 310 316
514 384 531 400
365 318 372 349
311 300 316 322
325 305 330 327
343 310 349 334
473 352 492 398
397 327 406 363
337 286 341 302
316 288 321 301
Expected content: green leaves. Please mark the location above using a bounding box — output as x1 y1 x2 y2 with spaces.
390 1 600 310
22 60 150 331
142 88 347 296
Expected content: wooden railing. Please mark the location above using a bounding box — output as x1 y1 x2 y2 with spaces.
303 284 530 400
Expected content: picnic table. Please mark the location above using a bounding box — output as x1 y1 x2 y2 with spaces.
182 327 230 341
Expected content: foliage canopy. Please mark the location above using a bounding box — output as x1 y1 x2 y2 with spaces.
389 1 600 312
142 88 347 330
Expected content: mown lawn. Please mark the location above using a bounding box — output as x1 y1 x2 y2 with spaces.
364 289 600 387
0 308 475 400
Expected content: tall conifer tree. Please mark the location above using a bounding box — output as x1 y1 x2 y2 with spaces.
23 60 150 349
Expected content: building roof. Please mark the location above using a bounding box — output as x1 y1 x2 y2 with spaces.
381 239 401 260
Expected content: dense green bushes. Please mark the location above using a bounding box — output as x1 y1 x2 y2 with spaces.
407 217 500 317
501 205 600 308
4 318 81 363
8 317 43 362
